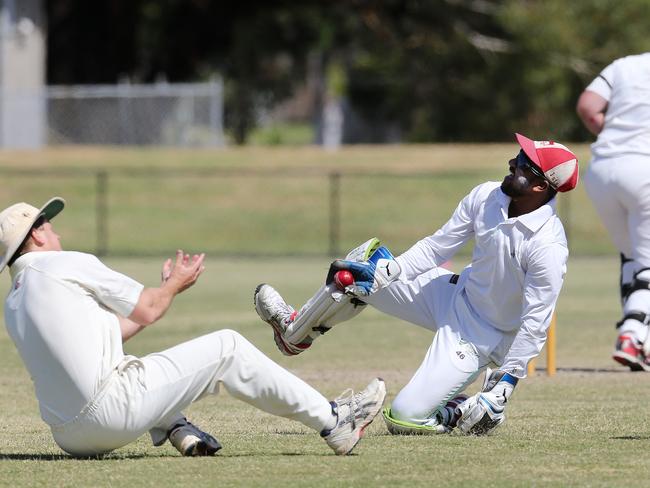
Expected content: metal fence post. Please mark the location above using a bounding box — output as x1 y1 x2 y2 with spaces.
329 171 341 256
96 170 108 256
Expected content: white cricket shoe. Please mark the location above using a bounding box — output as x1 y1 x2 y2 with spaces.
254 284 309 356
168 419 222 456
322 378 386 455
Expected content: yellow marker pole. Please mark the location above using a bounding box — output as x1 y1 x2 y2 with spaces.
527 358 536 376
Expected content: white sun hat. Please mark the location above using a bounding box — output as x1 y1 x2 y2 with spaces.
0 197 65 273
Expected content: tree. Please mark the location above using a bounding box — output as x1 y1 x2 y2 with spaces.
46 0 650 143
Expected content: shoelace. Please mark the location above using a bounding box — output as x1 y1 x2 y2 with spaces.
272 302 295 326
335 387 375 424
333 389 358 426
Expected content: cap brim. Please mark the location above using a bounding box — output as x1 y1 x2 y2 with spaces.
515 133 541 166
0 197 65 273
40 197 65 222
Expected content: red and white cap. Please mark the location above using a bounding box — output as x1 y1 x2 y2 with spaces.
515 133 579 192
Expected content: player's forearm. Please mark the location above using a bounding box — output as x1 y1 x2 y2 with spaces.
501 325 547 378
396 237 445 280
118 315 147 342
128 286 176 326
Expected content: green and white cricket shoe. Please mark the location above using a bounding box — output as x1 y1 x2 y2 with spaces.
168 419 222 456
383 394 468 435
322 378 386 455
383 408 449 435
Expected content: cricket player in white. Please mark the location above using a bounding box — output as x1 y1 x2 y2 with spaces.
0 198 385 457
255 133 579 435
577 52 650 371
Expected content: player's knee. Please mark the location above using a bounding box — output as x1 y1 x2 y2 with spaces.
389 396 430 424
623 268 650 301
210 329 254 354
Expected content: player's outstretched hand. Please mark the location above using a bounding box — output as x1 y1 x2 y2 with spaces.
163 250 206 294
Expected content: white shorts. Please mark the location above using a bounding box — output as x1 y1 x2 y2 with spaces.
584 154 650 267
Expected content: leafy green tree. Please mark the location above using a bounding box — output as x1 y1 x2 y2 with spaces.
45 0 650 143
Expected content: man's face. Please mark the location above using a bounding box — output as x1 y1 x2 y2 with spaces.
34 221 62 251
501 151 544 198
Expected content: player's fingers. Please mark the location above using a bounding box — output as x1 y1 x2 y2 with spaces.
161 258 172 280
188 253 204 269
194 265 206 280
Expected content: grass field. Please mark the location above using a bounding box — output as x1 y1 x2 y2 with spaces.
0 145 642 487
0 254 647 488
0 143 615 257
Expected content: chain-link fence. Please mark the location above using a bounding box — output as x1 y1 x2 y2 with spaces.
46 80 224 147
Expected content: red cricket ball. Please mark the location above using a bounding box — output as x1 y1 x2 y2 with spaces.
334 270 355 290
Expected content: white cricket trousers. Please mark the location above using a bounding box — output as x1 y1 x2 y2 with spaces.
584 155 650 268
364 267 491 424
51 329 333 456
584 155 650 339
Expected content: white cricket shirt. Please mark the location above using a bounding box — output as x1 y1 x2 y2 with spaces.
396 182 568 376
586 52 650 159
4 251 143 425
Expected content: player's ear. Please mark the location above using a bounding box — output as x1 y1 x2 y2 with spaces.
29 226 47 246
531 178 550 193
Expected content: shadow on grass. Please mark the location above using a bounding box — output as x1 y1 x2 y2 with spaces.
0 452 177 461
538 367 634 374
0 451 337 461
0 454 70 461
215 452 348 458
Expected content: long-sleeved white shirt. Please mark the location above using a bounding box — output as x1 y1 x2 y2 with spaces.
4 251 143 425
396 181 568 377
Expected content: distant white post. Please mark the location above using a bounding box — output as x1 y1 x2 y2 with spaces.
0 0 45 148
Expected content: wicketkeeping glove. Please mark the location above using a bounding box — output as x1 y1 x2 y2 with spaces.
456 368 518 435
326 245 401 297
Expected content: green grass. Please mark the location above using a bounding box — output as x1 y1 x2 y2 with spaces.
0 254 645 487
247 122 315 146
0 144 632 486
0 144 616 257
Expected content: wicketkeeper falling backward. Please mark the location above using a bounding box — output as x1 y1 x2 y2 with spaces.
255 133 579 435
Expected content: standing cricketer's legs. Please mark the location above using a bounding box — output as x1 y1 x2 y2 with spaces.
363 268 490 434
584 157 650 369
50 329 385 456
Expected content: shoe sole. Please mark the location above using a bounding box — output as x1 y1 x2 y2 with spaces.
254 284 302 356
339 379 387 455
186 440 222 456
612 350 650 371
469 416 504 435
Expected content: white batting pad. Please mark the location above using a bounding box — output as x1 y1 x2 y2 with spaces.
284 283 366 345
